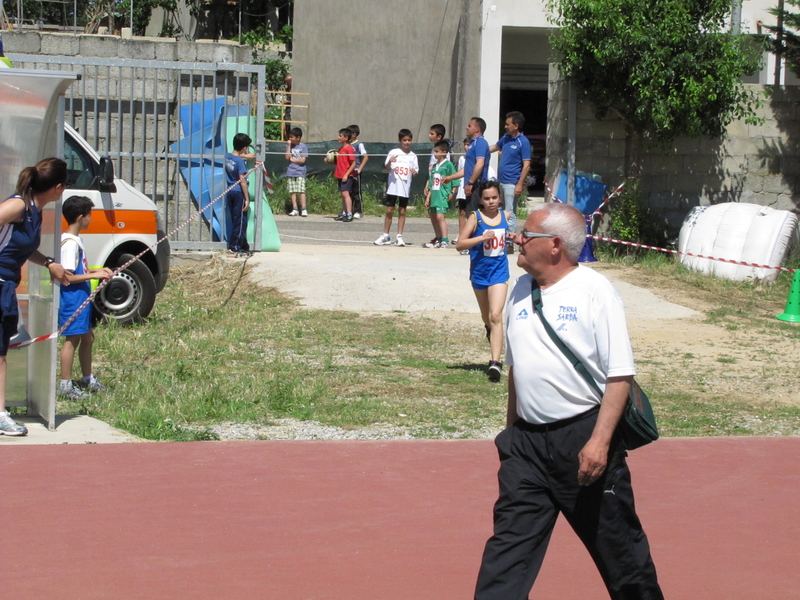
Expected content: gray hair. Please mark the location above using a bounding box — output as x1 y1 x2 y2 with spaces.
530 203 587 262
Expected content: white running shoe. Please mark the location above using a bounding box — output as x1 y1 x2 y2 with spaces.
395 235 406 247
301 209 308 217
374 233 391 246
0 411 27 436
353 212 362 219
289 209 299 217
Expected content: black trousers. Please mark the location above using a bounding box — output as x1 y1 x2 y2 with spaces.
351 174 363 214
474 410 664 600
226 189 249 252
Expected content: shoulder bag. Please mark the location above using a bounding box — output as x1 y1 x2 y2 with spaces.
530 279 659 450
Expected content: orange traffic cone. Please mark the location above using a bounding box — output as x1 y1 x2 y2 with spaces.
776 270 800 323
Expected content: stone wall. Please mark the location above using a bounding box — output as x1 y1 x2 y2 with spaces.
547 65 800 232
0 30 285 64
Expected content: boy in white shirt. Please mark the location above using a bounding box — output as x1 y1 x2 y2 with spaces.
374 129 418 247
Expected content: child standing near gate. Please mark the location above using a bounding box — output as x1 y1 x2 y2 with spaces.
285 127 308 216
57 196 114 400
225 132 252 256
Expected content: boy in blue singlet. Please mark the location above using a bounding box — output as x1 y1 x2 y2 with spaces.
58 196 114 400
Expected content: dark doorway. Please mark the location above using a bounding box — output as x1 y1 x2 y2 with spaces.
498 89 547 138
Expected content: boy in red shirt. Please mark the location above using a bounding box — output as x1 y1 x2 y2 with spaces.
329 127 356 222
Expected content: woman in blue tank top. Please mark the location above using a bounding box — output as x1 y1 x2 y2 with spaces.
0 158 70 436
455 181 510 383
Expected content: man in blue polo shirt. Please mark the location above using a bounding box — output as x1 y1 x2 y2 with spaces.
490 111 531 238
444 116 491 215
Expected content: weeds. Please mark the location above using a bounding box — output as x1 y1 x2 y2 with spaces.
268 174 429 217
56 251 800 441
59 257 504 440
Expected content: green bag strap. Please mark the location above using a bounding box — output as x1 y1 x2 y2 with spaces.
530 278 604 397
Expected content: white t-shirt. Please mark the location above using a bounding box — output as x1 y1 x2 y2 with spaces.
385 149 419 198
456 155 466 200
61 233 88 273
455 156 496 200
505 266 635 424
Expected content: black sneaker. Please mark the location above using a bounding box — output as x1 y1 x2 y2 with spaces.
333 213 345 221
342 213 353 222
487 361 502 382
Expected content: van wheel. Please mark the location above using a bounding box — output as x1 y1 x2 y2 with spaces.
93 254 157 326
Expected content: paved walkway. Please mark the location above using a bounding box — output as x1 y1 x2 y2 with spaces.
7 437 799 599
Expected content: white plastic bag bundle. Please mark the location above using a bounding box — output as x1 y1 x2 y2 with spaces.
678 203 798 283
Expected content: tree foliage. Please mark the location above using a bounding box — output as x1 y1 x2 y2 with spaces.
548 0 765 145
764 0 800 78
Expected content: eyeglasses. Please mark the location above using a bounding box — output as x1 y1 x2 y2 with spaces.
520 230 557 239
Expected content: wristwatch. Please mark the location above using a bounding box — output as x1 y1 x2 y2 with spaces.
43 257 55 268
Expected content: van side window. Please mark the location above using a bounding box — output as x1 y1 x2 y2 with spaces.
64 135 95 189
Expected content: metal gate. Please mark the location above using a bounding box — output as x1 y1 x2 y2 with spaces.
7 54 267 251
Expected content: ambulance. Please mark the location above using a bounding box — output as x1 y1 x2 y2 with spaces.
1 58 169 325
62 123 170 324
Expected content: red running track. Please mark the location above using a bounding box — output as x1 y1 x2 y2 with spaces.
4 437 799 599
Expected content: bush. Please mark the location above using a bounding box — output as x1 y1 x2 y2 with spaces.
269 175 386 216
600 179 670 257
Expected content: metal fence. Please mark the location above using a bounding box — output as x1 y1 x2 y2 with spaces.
7 54 267 251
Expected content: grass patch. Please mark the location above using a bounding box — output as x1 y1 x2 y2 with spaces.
58 257 504 440
594 247 800 337
268 175 430 217
57 251 800 441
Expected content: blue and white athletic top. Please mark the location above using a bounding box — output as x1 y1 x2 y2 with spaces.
0 195 42 284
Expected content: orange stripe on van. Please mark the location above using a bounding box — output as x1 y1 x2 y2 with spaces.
60 210 158 236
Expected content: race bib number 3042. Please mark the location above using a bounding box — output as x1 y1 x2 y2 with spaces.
483 228 506 257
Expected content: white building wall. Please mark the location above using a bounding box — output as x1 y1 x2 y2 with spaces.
478 0 550 142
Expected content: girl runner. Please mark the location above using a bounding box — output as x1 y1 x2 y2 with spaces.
455 181 510 382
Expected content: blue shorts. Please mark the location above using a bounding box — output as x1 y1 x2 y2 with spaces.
59 283 92 337
472 281 508 291
0 281 19 356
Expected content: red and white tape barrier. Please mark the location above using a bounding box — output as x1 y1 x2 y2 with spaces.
10 162 269 349
591 234 797 274
542 179 795 273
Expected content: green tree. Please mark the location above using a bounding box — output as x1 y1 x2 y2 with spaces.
764 0 800 78
117 0 177 35
548 0 765 174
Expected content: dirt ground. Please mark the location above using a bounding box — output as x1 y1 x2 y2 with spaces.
245 243 800 419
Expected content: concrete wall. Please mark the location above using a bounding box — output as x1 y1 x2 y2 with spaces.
479 0 550 142
292 0 481 143
0 30 284 64
547 67 800 232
